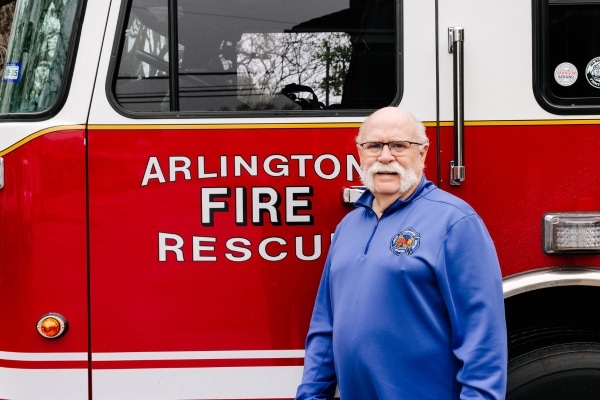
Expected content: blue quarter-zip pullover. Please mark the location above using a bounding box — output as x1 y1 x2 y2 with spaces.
296 177 507 400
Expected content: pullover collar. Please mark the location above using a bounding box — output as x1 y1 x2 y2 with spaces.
355 175 435 217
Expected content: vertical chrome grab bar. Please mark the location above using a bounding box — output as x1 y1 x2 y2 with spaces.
449 27 465 185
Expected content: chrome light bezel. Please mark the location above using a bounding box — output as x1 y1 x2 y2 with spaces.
543 212 600 254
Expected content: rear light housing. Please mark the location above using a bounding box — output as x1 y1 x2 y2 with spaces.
543 212 600 254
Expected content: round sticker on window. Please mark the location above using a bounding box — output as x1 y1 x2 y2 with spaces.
585 57 600 89
554 62 578 87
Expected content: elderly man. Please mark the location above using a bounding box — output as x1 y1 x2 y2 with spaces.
295 107 507 399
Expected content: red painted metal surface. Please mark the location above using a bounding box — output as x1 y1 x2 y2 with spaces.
0 129 88 353
438 123 600 277
2 122 599 358
87 126 365 353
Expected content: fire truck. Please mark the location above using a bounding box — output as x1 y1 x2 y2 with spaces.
1 0 600 398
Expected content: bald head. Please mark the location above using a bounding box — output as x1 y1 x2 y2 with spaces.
356 107 428 146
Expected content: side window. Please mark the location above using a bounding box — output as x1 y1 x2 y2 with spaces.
112 0 398 114
0 0 80 115
534 0 600 114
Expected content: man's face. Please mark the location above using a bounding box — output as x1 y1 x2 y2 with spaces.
357 112 428 201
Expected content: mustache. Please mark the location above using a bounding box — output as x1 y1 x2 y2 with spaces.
365 162 404 175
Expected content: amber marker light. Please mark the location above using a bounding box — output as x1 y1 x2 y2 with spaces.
36 313 68 339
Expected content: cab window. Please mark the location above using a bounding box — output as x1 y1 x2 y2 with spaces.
534 0 600 114
0 0 81 116
111 0 399 115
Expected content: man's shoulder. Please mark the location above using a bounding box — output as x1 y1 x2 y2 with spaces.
419 184 478 217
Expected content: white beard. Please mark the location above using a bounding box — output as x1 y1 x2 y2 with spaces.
361 161 419 197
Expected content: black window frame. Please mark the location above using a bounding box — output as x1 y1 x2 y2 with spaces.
533 0 600 115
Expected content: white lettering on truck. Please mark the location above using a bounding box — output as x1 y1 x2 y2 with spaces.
144 153 361 263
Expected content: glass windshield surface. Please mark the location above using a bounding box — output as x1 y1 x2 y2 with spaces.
0 0 79 115
114 0 397 113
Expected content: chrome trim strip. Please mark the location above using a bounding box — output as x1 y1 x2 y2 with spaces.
503 266 600 298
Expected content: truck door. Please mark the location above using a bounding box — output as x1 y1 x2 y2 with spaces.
435 0 546 266
85 0 438 398
438 0 600 398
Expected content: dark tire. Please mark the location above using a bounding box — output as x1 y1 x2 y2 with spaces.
507 343 600 400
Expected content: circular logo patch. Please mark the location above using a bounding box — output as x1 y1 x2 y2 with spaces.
585 57 600 89
390 228 421 256
554 62 578 87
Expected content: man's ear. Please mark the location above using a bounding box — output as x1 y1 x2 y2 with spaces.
420 143 429 161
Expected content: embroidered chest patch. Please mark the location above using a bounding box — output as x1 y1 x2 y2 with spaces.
390 228 421 256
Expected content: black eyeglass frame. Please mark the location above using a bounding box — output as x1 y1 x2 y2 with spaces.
358 141 424 152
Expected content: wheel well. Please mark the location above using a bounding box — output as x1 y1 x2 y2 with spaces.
505 285 600 360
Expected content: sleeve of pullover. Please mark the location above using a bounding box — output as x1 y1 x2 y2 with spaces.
438 214 508 400
295 253 338 400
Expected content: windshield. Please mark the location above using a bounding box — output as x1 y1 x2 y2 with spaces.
0 0 80 115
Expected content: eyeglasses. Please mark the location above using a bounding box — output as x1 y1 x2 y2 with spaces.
359 141 424 156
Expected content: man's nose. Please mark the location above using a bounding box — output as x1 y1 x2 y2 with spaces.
378 144 395 160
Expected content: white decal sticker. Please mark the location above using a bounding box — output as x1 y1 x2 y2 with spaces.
2 62 21 83
585 57 600 89
554 62 578 87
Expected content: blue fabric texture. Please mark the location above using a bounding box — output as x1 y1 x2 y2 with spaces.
296 177 507 400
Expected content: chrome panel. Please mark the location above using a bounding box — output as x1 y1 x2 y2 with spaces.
503 266 600 298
